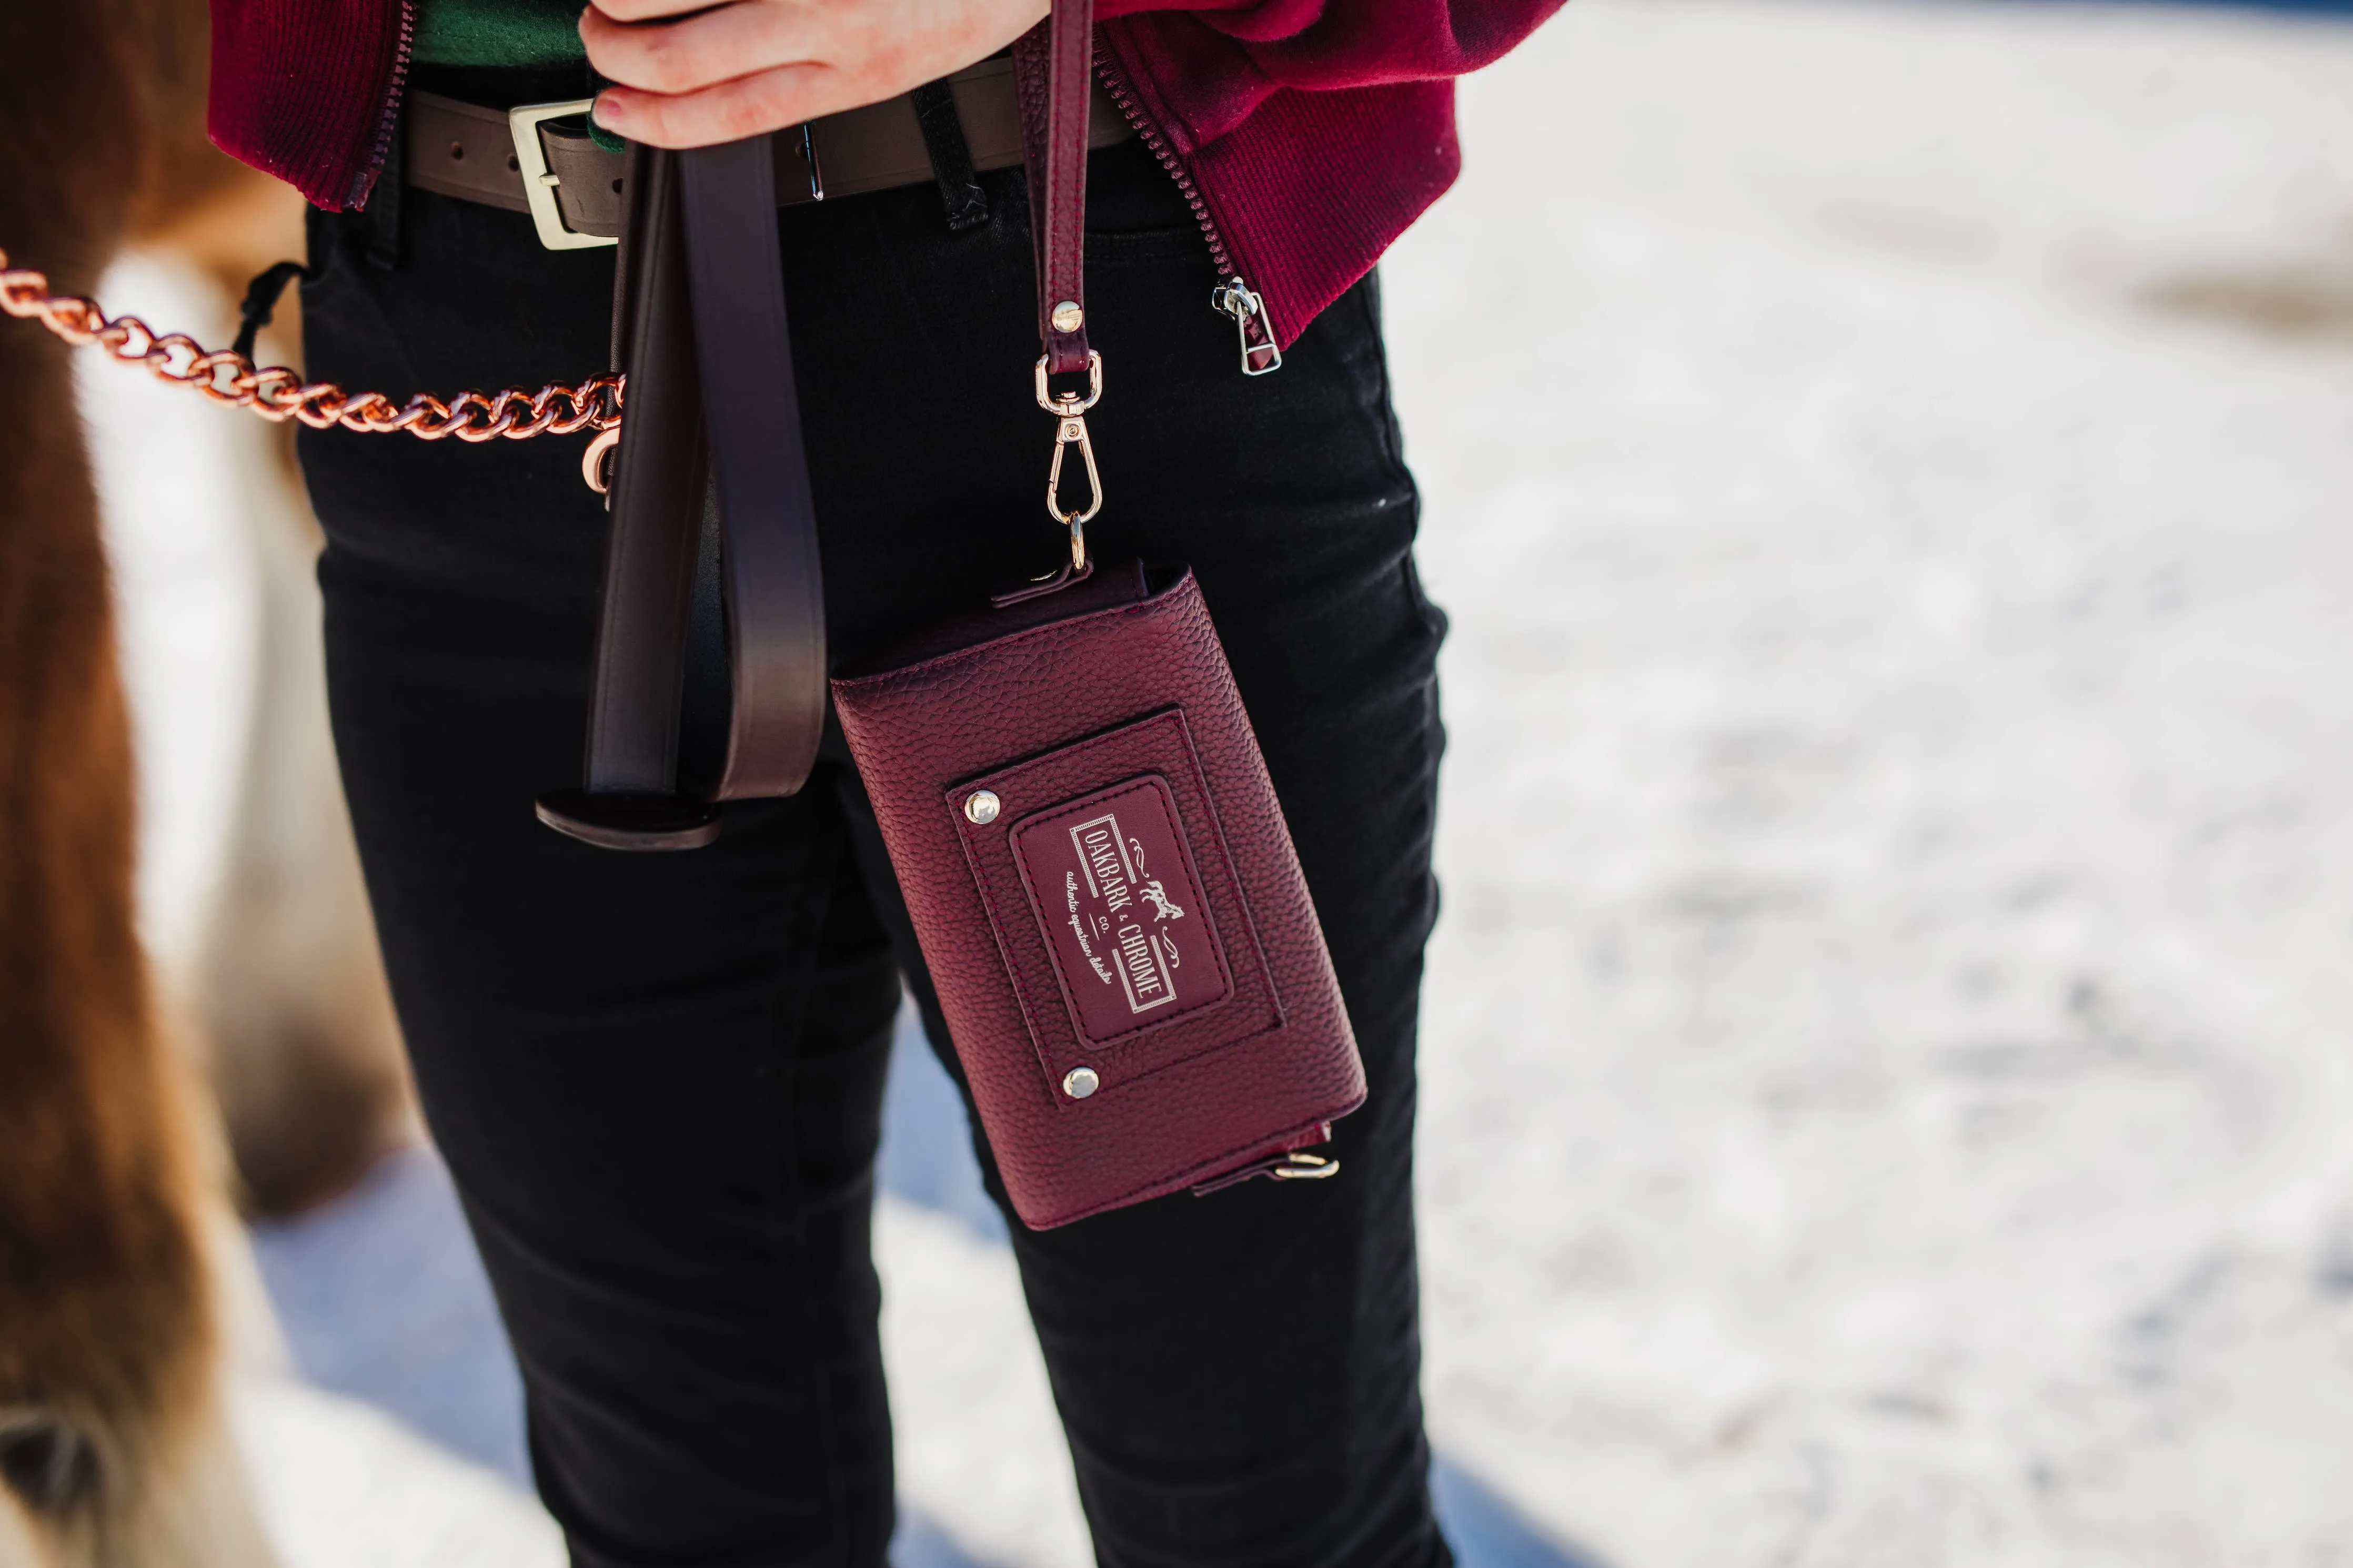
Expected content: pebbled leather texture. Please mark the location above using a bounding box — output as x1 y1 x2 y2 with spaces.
832 566 1366 1230
973 715 1270 1084
1011 0 1096 375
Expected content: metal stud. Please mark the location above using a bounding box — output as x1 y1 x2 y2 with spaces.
1062 1066 1100 1099
963 790 1001 825
1049 300 1084 334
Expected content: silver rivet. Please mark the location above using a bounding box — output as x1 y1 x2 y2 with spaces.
1062 1066 1100 1099
963 790 1000 825
1050 300 1084 333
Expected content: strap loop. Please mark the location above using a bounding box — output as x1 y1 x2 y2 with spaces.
1012 0 1096 376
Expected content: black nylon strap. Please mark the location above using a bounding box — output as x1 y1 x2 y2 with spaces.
232 259 307 361
911 78 990 231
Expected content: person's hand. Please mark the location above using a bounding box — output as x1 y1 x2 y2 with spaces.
584 0 1052 148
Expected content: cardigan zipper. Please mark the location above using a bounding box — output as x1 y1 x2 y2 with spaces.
356 0 421 211
1092 39 1283 375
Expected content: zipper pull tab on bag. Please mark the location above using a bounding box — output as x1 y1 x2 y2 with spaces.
1211 277 1282 377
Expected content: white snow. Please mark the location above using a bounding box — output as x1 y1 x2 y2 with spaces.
1386 1 2353 1563
77 0 2353 1562
876 1199 1096 1568
230 1380 564 1568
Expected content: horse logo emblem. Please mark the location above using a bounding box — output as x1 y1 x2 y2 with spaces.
1140 879 1185 922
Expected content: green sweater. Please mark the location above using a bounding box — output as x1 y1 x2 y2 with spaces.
413 0 620 145
413 0 589 69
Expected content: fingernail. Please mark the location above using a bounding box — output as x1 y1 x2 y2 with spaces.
591 93 625 128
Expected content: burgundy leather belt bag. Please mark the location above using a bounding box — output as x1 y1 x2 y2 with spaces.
536 0 1365 1229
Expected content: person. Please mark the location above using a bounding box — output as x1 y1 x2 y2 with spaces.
203 0 1561 1561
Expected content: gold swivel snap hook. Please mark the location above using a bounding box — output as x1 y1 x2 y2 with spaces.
1035 351 1102 570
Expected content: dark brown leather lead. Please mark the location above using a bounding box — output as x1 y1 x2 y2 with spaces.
676 136 827 803
540 0 1093 849
588 143 697 801
539 132 827 848
537 142 726 849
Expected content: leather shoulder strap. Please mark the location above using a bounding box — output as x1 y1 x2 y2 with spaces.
1013 0 1096 375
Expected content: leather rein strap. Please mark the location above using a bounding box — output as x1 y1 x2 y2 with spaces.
677 139 829 803
535 135 826 848
538 1 1093 850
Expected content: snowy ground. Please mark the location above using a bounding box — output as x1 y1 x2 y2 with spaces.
84 1 2353 1564
1390 2 2353 1563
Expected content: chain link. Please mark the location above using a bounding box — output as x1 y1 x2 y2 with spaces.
1 245 622 443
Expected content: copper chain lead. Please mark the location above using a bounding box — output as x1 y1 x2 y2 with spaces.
0 245 623 442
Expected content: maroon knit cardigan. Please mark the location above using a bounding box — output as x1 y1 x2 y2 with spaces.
206 0 1563 346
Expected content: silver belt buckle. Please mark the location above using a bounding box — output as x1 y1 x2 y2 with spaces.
508 100 619 251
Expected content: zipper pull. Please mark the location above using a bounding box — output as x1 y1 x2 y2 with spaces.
1211 277 1282 377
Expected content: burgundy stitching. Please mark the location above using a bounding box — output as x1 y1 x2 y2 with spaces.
949 713 1276 1102
949 802 1068 1098
999 712 1273 1056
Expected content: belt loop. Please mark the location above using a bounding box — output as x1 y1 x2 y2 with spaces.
366 113 404 271
911 78 989 232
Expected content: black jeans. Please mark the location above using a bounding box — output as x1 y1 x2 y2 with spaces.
298 130 1449 1568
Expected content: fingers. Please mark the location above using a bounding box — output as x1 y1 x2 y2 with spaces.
583 0 1053 148
584 0 726 24
582 0 828 96
592 64 850 148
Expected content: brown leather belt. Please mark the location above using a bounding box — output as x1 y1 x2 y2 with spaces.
405 58 1133 250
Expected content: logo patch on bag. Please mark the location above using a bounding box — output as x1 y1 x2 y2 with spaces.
1010 775 1233 1045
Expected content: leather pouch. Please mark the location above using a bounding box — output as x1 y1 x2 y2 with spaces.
830 1 1365 1228
833 563 1364 1229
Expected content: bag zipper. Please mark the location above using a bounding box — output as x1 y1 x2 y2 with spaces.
1092 39 1283 376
